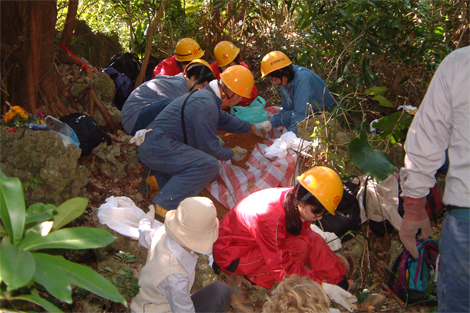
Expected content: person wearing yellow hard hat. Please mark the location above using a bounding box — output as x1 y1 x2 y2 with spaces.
152 38 205 78
213 167 355 310
253 51 336 137
211 41 258 106
137 65 256 219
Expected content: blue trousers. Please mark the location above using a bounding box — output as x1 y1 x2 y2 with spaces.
131 97 174 135
437 212 470 312
138 131 220 211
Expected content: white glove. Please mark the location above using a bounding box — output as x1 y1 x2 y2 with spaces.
232 146 247 161
252 121 272 138
142 204 155 224
130 129 153 146
323 282 357 312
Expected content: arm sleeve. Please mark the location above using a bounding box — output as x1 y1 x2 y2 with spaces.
250 217 311 283
269 87 289 128
217 110 253 133
192 103 235 160
400 57 453 198
138 217 156 249
152 59 176 78
157 274 195 313
289 78 313 133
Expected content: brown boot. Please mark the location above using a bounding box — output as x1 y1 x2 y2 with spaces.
359 293 387 311
336 253 355 278
155 204 168 222
225 275 254 313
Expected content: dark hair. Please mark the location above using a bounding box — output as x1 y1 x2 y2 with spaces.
218 54 241 73
283 184 325 236
177 60 191 70
267 64 294 83
185 64 215 85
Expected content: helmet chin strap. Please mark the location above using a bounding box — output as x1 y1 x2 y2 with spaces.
188 64 209 91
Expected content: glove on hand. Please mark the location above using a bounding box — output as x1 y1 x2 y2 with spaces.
252 121 272 138
143 204 155 224
399 196 429 258
232 146 247 161
130 129 153 146
323 282 357 312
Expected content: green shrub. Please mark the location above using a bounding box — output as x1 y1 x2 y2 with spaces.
0 170 126 312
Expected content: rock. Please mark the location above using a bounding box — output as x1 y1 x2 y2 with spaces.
0 127 89 206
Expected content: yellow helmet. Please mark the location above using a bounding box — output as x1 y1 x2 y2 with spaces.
175 38 204 62
220 65 254 98
260 51 292 78
184 59 215 76
297 166 343 215
214 41 240 67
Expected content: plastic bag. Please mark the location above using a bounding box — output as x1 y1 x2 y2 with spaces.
230 96 268 124
45 116 80 148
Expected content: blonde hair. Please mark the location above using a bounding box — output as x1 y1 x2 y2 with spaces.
262 275 330 313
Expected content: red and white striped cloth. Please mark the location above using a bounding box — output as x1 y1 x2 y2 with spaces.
207 107 297 209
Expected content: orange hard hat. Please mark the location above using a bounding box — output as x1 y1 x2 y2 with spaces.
220 65 254 98
260 51 292 78
175 38 204 62
297 166 343 215
214 41 240 67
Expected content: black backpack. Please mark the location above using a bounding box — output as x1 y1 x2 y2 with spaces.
102 67 134 110
59 113 112 156
108 52 141 84
315 180 362 242
144 56 162 82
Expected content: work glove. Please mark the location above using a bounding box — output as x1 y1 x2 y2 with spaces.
252 121 272 138
232 146 247 161
142 204 155 224
399 196 429 258
322 282 357 312
130 129 153 146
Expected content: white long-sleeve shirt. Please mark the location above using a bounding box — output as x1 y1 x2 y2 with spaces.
137 218 198 313
400 46 470 207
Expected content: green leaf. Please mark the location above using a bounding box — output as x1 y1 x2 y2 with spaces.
33 253 73 303
0 176 26 245
348 130 397 182
18 221 54 250
0 224 7 237
25 203 56 227
33 253 127 306
373 95 393 108
22 227 116 251
52 197 89 230
0 244 35 291
364 86 388 95
11 294 64 312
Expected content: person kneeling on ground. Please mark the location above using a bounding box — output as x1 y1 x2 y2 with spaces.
122 59 214 135
130 197 232 313
213 166 356 312
262 274 350 313
138 65 262 218
253 51 336 137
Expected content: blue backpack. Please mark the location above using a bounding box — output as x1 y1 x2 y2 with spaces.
102 67 134 111
388 238 439 304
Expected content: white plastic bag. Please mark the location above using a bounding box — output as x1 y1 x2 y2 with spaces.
98 196 163 239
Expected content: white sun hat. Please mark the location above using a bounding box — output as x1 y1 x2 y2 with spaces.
164 197 219 254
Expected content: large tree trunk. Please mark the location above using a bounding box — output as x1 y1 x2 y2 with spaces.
1 1 70 115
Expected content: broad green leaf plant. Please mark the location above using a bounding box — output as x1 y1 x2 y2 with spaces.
0 170 126 312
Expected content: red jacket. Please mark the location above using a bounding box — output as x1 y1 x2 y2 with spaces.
152 56 182 78
213 188 345 289
210 61 258 106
